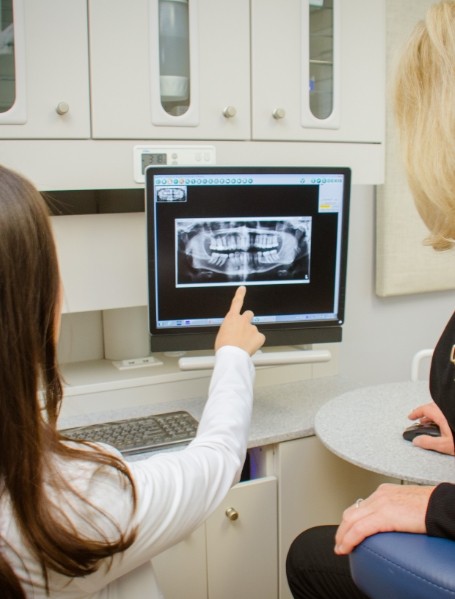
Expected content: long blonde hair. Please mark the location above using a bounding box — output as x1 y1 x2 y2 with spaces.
394 0 455 250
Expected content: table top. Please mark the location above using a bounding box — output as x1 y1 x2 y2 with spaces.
315 381 455 485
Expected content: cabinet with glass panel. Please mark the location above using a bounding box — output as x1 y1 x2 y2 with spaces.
89 0 385 143
0 0 90 138
0 0 384 146
251 0 384 142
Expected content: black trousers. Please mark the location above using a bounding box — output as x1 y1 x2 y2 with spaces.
286 525 369 599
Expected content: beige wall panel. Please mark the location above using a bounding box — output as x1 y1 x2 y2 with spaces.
376 0 455 297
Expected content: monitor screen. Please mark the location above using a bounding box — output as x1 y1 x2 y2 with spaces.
146 166 350 352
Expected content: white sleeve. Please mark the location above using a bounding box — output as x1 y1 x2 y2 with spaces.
95 345 255 581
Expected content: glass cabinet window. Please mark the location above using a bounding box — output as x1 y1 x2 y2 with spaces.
158 0 190 116
0 0 15 113
309 0 334 120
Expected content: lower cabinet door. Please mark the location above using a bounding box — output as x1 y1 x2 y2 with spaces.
206 476 278 599
152 526 207 599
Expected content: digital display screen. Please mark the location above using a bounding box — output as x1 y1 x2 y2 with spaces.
141 152 167 173
146 166 350 351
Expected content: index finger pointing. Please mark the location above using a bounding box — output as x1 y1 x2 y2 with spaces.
229 286 246 315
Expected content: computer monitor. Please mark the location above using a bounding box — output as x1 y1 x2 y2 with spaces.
146 165 350 354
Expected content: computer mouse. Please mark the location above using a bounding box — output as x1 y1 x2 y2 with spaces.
402 422 441 442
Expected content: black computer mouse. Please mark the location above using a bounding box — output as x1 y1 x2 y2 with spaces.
402 422 441 442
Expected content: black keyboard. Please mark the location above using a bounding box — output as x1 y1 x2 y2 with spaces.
61 411 199 456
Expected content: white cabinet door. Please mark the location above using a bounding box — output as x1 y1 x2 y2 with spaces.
276 437 396 599
0 0 90 139
251 0 303 142
206 476 278 599
89 0 250 140
153 527 207 599
151 476 277 599
252 0 385 143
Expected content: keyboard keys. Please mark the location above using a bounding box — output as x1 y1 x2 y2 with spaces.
61 411 199 456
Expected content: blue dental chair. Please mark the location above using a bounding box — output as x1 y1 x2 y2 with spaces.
350 531 455 598
349 349 455 598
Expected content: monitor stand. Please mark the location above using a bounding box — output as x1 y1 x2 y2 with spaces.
178 348 331 371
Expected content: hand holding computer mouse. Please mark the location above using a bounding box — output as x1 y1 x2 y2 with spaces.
403 421 441 441
406 401 455 455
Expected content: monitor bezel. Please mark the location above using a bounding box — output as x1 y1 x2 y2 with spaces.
146 165 351 352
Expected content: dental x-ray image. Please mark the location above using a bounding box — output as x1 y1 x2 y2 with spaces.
176 217 311 285
157 186 187 202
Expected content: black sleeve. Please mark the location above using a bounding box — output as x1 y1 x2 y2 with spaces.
426 483 455 539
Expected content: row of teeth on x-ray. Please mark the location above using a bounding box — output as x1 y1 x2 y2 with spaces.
209 249 281 267
207 230 284 268
209 232 281 252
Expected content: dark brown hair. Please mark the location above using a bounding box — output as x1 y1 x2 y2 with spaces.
0 165 137 596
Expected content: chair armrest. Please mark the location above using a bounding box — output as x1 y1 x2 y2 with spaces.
349 532 455 599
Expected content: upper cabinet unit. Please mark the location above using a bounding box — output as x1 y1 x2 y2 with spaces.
0 0 90 139
89 0 251 140
89 0 384 144
0 0 385 188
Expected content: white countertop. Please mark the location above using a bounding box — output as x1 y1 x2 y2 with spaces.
59 375 360 451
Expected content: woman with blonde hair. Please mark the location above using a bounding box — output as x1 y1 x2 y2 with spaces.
286 2 455 597
0 164 265 597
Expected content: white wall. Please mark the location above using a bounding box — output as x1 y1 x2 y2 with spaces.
341 185 454 386
57 184 454 386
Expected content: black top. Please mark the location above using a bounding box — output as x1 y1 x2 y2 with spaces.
425 311 455 538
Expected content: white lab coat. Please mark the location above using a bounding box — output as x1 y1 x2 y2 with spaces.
1 346 254 598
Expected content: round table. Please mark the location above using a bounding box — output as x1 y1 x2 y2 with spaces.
315 380 455 485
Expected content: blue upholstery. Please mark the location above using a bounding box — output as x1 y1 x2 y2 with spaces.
349 531 455 599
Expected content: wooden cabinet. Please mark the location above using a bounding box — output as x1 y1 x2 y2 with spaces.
0 0 90 138
153 476 278 599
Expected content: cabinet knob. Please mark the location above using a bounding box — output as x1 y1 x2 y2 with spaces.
223 105 237 119
272 107 286 120
56 102 70 116
225 507 239 521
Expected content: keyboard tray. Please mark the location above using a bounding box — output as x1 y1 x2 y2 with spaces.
61 411 199 456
